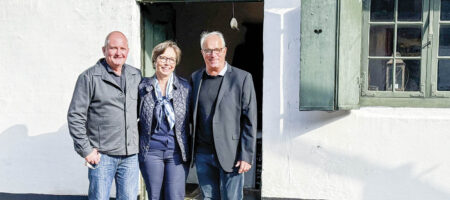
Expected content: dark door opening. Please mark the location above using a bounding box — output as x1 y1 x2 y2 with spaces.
139 1 263 197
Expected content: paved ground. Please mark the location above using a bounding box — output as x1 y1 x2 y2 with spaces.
0 186 261 200
185 184 261 200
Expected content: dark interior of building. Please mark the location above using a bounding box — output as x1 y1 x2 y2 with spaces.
139 1 263 197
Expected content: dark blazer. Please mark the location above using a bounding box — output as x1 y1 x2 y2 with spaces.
191 64 257 172
138 74 191 162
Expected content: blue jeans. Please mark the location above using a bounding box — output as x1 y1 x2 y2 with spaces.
195 152 244 200
88 154 139 200
139 149 188 200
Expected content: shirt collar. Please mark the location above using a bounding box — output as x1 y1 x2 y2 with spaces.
205 62 228 77
102 59 125 76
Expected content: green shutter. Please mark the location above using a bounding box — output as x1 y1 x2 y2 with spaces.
337 0 362 109
300 0 337 110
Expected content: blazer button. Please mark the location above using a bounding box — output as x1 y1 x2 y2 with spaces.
119 92 124 96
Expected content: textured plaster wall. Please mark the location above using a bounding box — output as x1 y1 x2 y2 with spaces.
0 0 140 195
262 0 450 199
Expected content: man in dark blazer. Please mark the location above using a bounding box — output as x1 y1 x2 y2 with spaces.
190 31 257 200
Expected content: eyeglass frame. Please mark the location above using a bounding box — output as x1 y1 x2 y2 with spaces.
201 47 226 55
157 55 177 64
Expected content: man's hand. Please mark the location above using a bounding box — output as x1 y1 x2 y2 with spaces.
85 149 101 164
235 160 252 174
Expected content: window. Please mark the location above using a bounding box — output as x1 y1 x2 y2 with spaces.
299 0 450 110
433 0 450 96
362 0 426 97
361 0 450 106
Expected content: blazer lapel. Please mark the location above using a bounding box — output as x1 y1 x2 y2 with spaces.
214 65 232 111
192 68 205 132
193 69 204 107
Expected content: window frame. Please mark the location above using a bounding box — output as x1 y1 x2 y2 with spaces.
360 0 450 107
431 0 450 97
361 0 429 98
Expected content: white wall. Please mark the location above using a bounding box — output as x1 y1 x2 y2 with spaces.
2 0 449 199
0 0 141 195
263 0 450 199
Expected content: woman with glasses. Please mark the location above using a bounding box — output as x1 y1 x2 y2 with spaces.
138 40 191 200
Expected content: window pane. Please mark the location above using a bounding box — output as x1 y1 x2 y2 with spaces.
439 26 450 56
398 0 422 21
442 0 450 20
438 60 450 91
369 59 419 91
385 58 417 91
404 60 421 91
397 27 422 57
386 65 405 91
370 0 394 22
368 59 389 91
370 25 394 56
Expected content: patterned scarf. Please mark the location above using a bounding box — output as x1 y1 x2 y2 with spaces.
153 74 175 130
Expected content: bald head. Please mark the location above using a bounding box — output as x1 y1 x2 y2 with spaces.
104 31 128 48
102 31 129 69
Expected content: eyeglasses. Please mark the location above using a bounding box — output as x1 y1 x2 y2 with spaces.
157 56 176 64
202 48 225 55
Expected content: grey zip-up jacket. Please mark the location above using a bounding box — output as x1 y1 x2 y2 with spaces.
67 59 142 158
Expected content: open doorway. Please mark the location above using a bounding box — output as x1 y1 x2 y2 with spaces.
139 1 263 198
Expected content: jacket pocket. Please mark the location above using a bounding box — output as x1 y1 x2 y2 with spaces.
99 124 123 152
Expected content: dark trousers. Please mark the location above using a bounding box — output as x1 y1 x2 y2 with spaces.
139 149 188 200
195 152 244 200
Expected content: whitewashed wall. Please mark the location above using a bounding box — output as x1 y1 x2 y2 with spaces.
0 0 141 195
262 0 450 199
2 0 449 199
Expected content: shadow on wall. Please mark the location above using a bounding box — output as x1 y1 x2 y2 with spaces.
290 139 450 200
263 4 450 200
0 124 87 195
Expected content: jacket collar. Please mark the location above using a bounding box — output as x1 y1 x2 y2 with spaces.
193 63 232 98
93 58 138 90
93 58 138 75
204 62 232 77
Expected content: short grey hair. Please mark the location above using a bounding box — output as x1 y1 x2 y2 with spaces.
200 31 226 49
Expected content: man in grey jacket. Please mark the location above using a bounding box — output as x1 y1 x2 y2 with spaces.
68 31 142 200
191 31 257 200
